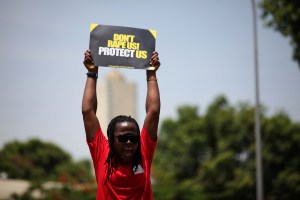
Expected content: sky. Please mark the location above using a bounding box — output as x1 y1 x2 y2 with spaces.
1 0 299 160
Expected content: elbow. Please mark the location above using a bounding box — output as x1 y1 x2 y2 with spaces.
82 100 97 116
153 107 160 115
147 107 160 117
82 106 94 116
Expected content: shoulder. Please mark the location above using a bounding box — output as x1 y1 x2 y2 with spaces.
141 127 157 146
87 128 108 148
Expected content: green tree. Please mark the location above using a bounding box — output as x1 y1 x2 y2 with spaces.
261 112 300 199
0 139 71 181
153 95 300 200
0 139 96 200
0 139 95 183
260 0 300 67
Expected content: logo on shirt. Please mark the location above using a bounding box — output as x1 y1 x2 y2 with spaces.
134 165 144 174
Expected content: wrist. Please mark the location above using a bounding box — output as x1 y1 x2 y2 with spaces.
147 71 157 81
87 66 98 73
147 76 157 81
147 70 156 77
86 71 98 79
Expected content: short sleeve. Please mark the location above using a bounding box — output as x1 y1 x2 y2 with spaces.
87 128 109 176
140 127 157 164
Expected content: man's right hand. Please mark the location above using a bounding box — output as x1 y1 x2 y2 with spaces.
83 50 98 71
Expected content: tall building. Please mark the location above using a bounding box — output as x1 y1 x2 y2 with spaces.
96 70 137 135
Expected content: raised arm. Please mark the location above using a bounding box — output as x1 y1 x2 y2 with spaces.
144 52 161 141
82 50 100 142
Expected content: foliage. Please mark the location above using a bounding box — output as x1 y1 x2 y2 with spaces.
0 138 94 182
260 0 300 67
153 95 300 200
0 138 96 200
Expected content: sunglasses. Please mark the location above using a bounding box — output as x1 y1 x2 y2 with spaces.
115 134 140 144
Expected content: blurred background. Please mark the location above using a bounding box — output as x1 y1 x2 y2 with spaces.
1 0 299 199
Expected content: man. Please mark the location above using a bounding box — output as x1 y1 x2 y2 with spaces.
82 49 161 199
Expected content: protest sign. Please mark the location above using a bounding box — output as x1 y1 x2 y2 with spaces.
89 24 156 70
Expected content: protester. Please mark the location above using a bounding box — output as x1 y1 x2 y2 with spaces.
82 49 161 199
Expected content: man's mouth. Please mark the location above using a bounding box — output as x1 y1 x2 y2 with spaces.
124 147 133 151
124 147 134 156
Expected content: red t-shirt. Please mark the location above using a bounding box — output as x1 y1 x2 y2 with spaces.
87 127 157 200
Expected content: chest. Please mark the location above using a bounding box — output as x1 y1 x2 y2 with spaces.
109 164 146 188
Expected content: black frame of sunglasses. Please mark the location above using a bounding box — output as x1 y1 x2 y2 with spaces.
115 134 140 144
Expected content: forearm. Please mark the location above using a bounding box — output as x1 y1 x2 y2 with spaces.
82 50 100 141
82 76 98 115
146 70 160 116
143 51 161 141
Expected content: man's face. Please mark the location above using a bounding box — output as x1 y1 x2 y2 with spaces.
113 121 139 162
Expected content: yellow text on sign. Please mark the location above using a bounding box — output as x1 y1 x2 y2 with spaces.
113 34 135 42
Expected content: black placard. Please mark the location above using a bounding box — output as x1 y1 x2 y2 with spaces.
89 24 156 70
